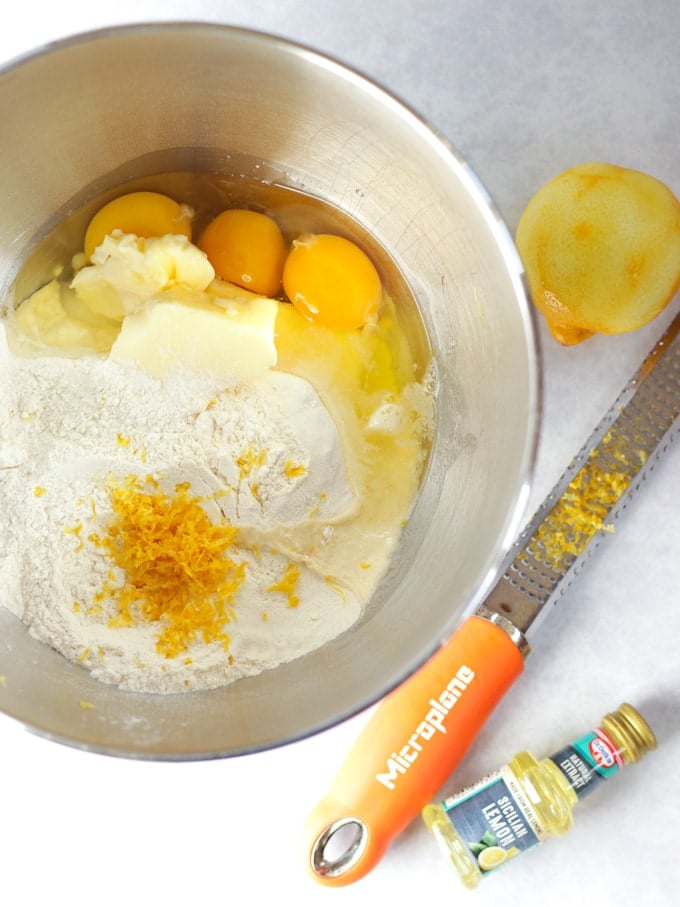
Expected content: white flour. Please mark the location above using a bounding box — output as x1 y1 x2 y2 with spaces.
0 326 363 693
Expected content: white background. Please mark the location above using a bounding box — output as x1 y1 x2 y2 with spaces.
1 2 679 905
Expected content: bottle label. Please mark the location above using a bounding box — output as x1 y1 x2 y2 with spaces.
441 766 545 876
550 727 623 800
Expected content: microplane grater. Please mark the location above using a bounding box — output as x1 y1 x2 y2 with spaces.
480 309 680 642
305 307 680 887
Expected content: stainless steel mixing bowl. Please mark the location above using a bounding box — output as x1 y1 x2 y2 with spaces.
0 23 539 758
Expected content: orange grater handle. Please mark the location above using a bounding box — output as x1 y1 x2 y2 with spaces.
304 615 524 886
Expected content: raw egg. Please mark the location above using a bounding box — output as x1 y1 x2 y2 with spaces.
282 233 382 331
84 191 193 260
198 209 287 297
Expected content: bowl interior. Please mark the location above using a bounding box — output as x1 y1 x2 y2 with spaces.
0 24 539 758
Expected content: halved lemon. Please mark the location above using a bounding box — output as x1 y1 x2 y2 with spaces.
516 162 680 345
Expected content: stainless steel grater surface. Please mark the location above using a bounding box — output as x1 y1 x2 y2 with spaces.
480 310 680 641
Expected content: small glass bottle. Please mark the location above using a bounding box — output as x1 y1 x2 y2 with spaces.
422 702 656 888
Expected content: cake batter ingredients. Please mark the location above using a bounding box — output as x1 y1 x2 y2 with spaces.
0 191 434 695
0 327 365 693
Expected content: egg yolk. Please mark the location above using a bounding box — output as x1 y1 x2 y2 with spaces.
198 209 287 297
84 191 193 260
282 233 382 331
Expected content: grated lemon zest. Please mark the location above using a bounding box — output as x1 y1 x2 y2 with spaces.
236 446 267 480
529 430 647 569
90 475 246 658
284 460 307 479
64 522 84 552
267 562 301 608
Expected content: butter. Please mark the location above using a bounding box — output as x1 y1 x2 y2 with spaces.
10 280 120 353
71 232 215 319
10 231 279 380
109 294 278 379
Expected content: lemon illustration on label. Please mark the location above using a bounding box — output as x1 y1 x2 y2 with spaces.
478 846 507 872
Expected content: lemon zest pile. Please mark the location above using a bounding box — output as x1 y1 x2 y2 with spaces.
89 475 246 658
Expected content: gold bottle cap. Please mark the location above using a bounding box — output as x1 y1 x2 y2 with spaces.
601 703 657 763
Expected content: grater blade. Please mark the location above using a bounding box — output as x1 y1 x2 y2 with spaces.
480 309 680 639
